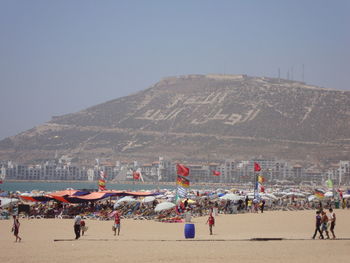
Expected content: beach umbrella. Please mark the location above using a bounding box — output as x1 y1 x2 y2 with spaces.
308 195 316 202
142 196 156 203
325 191 333 198
154 202 175 212
116 196 137 204
0 198 19 208
263 193 278 200
219 194 244 201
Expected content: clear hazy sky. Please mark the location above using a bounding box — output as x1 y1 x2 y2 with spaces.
0 0 349 140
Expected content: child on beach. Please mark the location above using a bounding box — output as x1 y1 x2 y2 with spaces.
80 219 87 236
114 212 121 236
206 213 215 235
12 215 22 242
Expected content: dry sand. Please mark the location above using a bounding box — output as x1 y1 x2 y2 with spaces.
1 209 350 263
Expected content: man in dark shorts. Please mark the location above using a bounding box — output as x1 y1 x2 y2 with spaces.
74 214 81 239
312 211 324 239
328 208 336 239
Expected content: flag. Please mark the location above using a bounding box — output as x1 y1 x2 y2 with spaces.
254 162 261 172
212 170 221 176
100 171 107 180
157 167 162 181
314 189 325 199
258 175 265 183
177 164 189 177
257 182 265 193
177 186 187 198
98 171 107 191
326 179 333 188
177 175 190 188
98 179 106 191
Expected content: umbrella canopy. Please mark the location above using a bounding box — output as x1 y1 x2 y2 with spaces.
154 202 175 212
142 196 156 203
308 195 316 202
325 191 333 198
0 197 19 208
262 193 278 200
219 194 244 201
116 196 137 204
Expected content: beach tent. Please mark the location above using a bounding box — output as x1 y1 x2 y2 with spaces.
20 193 52 202
154 202 175 212
64 192 116 203
49 189 89 197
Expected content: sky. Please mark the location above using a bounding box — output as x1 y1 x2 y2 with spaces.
0 0 349 140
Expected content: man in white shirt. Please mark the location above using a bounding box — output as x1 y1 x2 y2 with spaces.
328 208 336 239
74 214 82 239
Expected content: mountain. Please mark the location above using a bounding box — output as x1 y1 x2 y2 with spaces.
1 74 350 164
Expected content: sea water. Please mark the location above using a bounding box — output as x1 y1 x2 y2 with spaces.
0 181 177 192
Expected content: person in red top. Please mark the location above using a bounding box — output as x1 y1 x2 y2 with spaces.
80 219 87 236
114 212 121 236
206 213 215 235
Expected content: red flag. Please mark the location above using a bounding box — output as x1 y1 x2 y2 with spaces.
177 164 189 177
212 170 221 176
254 162 261 172
133 171 140 180
260 185 265 193
176 176 190 188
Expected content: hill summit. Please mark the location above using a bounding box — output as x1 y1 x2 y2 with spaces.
1 74 350 163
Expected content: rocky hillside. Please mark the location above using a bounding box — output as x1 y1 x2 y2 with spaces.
1 74 350 163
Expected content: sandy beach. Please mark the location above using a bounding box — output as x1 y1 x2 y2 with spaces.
1 209 350 263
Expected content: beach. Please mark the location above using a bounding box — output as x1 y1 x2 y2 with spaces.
1 209 350 263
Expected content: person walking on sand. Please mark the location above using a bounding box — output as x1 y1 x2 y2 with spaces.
206 213 215 235
74 214 81 239
312 210 324 239
328 208 336 239
12 215 22 242
114 211 121 236
321 210 330 239
80 219 87 236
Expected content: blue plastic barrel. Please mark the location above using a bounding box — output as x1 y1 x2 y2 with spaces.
184 223 195 238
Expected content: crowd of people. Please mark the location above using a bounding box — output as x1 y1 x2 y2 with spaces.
2 189 350 241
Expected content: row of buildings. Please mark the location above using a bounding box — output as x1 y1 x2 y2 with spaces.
0 157 349 186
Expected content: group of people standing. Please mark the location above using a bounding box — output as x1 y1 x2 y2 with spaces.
312 208 336 239
73 211 121 239
73 215 87 239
